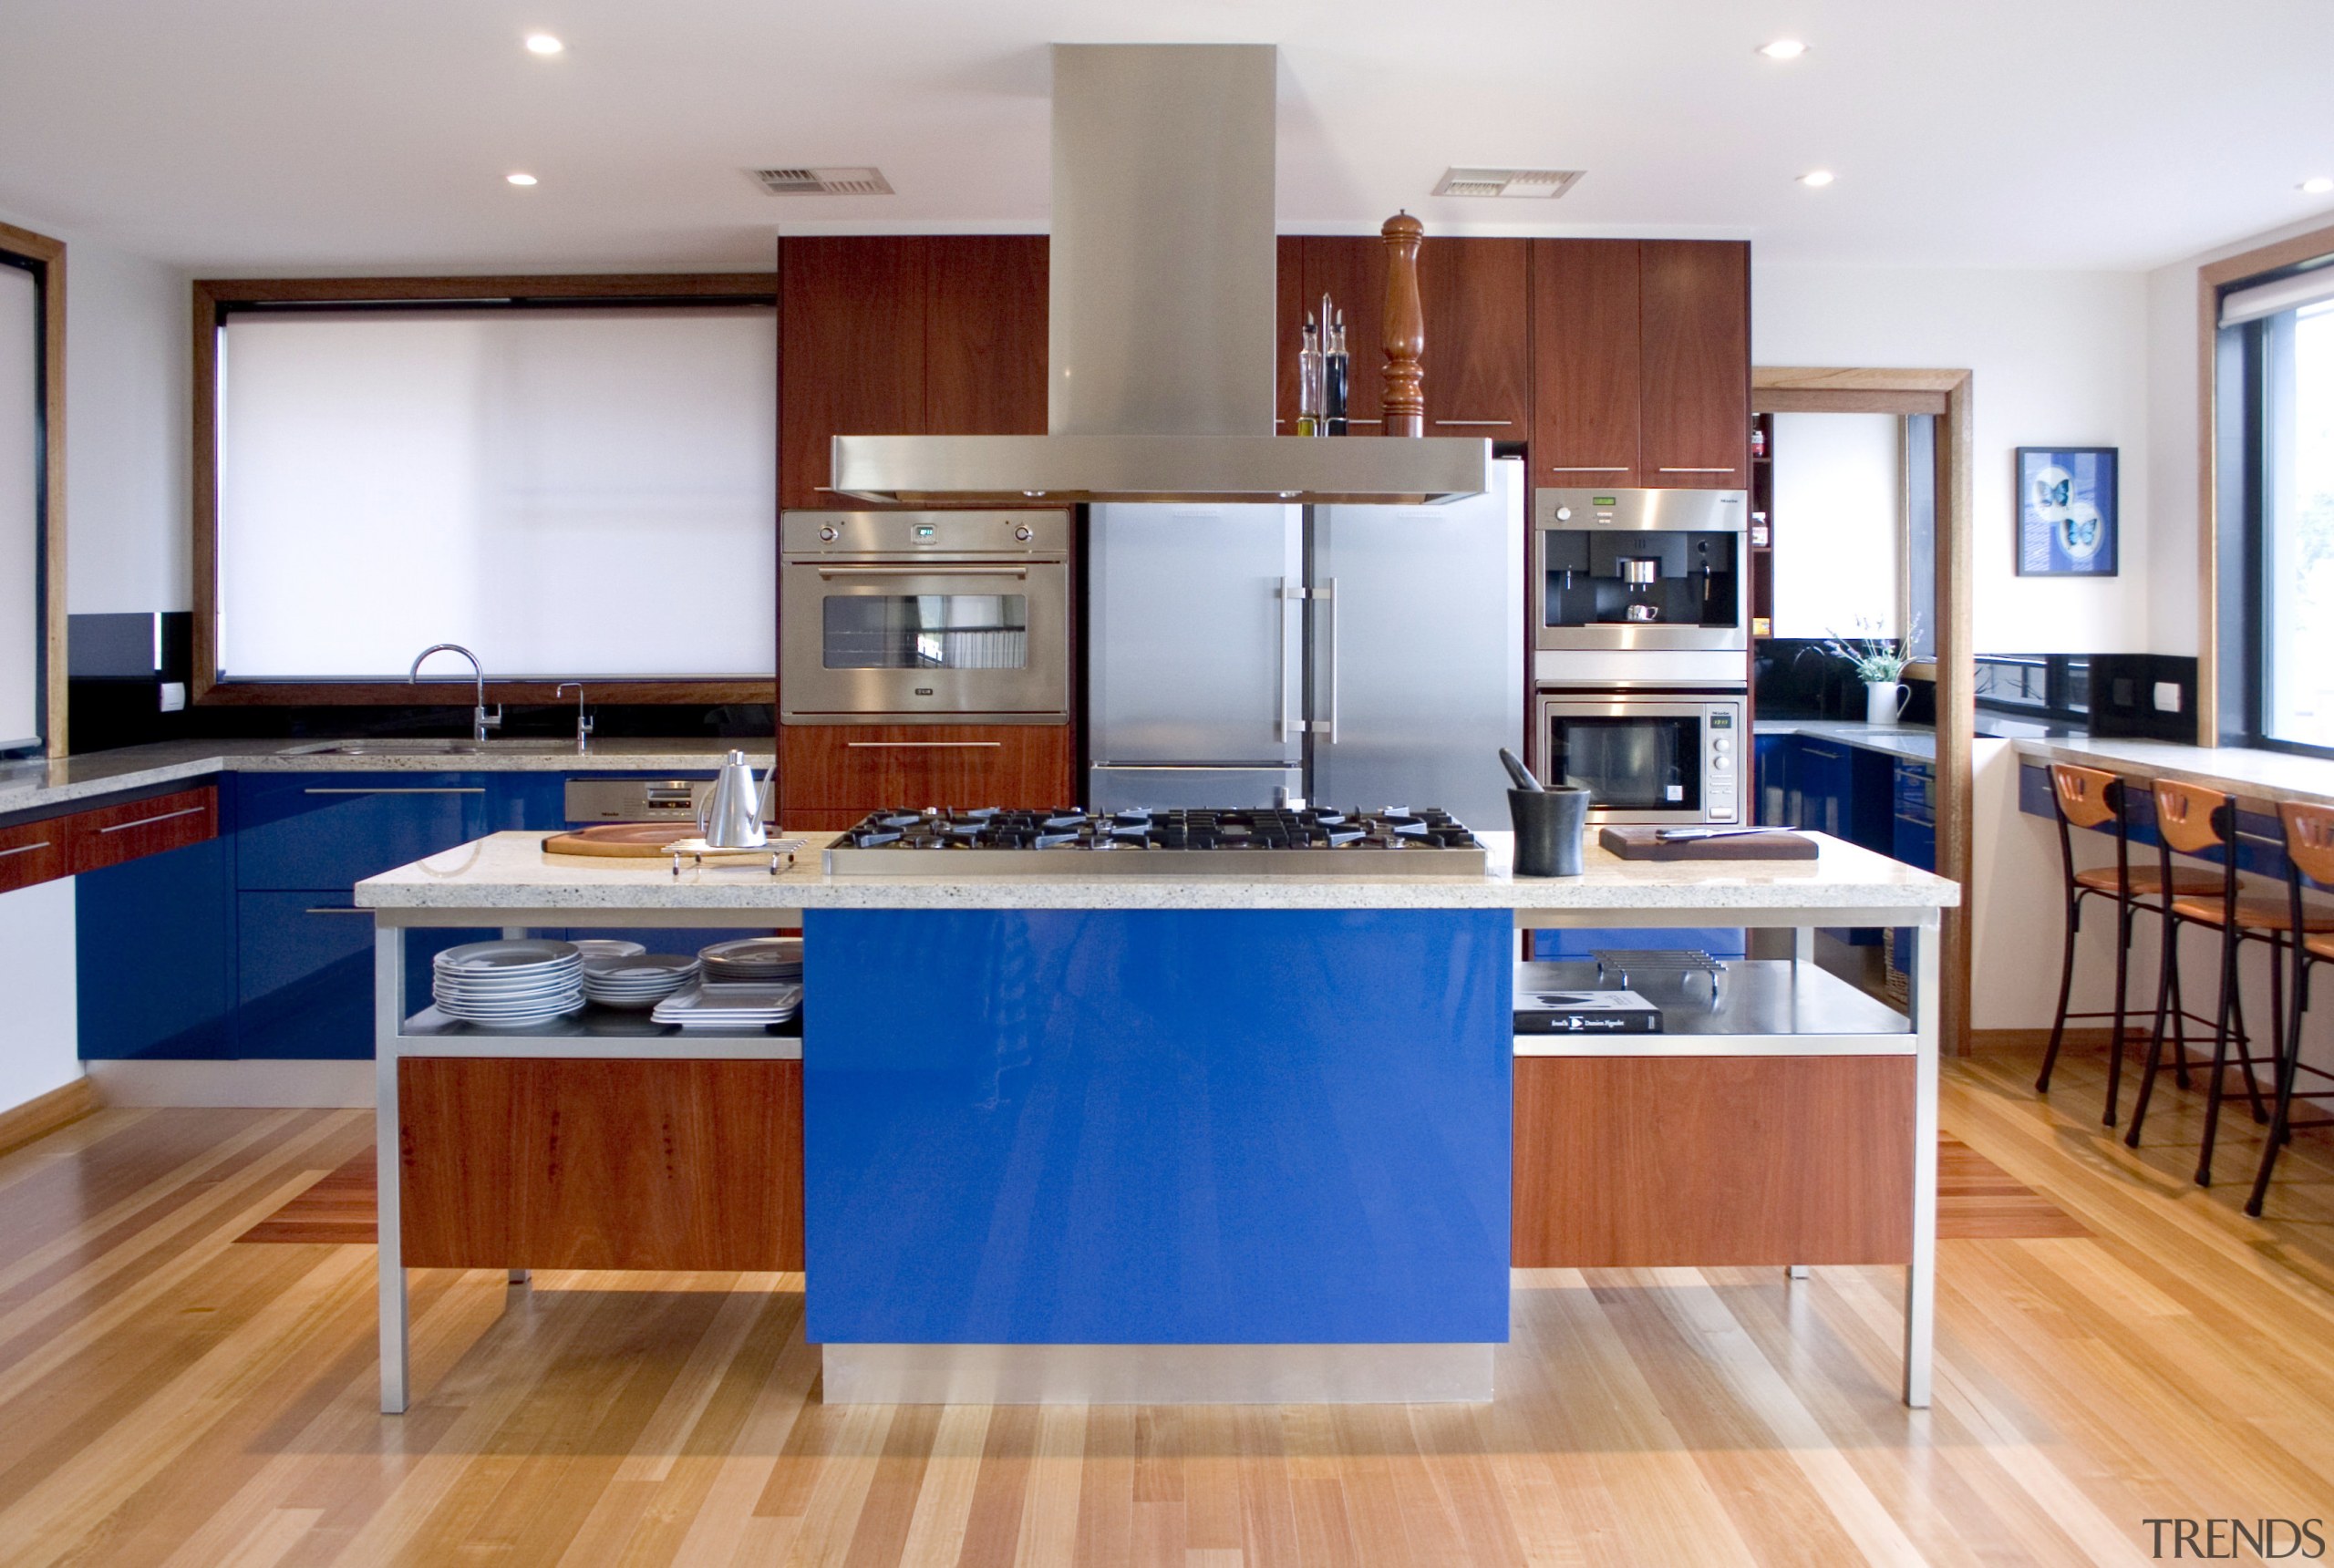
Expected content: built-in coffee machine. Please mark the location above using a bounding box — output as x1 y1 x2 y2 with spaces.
1534 488 1749 659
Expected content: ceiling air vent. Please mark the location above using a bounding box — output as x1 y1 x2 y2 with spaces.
748 167 894 197
1431 168 1584 200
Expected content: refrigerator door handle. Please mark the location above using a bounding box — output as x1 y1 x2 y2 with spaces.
1317 578 1339 744
1277 577 1304 743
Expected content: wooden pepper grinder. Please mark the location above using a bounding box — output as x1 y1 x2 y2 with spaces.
1379 211 1425 438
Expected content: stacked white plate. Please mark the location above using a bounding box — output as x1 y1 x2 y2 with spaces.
651 983 803 1030
571 939 647 962
431 940 584 1026
582 953 699 1011
698 937 805 985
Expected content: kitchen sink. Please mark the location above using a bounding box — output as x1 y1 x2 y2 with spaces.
276 738 584 758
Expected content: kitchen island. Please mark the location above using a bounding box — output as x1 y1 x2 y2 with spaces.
356 829 1957 1414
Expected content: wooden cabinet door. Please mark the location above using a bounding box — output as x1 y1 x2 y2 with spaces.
924 236 1048 438
1638 240 1750 490
1531 239 1642 487
1299 237 1387 428
1274 236 1303 431
780 723 1075 813
780 237 928 508
1421 238 1530 437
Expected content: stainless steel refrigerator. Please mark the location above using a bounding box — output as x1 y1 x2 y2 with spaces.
1089 457 1523 825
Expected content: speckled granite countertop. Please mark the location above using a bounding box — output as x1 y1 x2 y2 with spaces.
355 829 1960 917
1753 720 1940 764
2011 736 2334 808
0 739 775 818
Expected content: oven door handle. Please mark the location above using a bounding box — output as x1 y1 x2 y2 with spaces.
1277 577 1301 743
815 566 1030 581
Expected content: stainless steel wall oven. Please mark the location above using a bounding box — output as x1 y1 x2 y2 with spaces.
780 511 1070 725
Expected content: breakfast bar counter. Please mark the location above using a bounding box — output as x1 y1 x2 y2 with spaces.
357 829 1958 1415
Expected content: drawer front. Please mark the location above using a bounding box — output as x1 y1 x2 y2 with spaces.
780 723 1073 812
77 834 234 1060
0 816 71 894
238 892 500 1059
69 787 218 877
236 773 485 890
1513 1054 1915 1267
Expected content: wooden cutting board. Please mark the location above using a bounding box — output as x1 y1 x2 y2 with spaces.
1598 826 1819 861
541 824 695 859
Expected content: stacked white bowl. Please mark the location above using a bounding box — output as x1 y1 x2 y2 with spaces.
431 940 585 1025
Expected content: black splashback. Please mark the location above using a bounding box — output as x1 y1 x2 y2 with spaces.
1752 638 1935 726
2089 655 2199 741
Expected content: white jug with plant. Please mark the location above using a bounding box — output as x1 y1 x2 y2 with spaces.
1823 621 1917 726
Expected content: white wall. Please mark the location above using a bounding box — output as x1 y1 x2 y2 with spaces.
0 879 78 1109
1769 411 1900 640
0 209 190 615
1752 264 2152 655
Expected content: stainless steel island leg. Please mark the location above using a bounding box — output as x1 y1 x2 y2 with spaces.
1904 913 1941 1408
376 926 408 1415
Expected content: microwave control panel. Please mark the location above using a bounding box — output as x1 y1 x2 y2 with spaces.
1704 703 1739 821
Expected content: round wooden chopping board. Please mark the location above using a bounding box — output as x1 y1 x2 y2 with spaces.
542 824 694 858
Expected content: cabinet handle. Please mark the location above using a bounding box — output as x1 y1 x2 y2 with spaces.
305 905 374 916
98 806 207 834
1657 467 1739 474
843 741 1004 749
817 566 1029 580
300 787 487 796
1547 466 1630 472
1432 419 1513 428
0 841 51 859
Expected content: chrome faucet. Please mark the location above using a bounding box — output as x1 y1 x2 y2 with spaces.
408 645 501 742
555 682 594 754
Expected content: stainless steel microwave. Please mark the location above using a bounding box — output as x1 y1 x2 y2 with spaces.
1535 691 1744 825
780 511 1070 725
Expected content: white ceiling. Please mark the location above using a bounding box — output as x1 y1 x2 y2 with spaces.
3 0 2329 273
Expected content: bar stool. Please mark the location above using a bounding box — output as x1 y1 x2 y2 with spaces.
2246 802 2334 1216
2035 765 2215 1125
2124 780 2334 1184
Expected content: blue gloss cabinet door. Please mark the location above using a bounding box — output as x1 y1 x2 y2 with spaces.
77 838 235 1059
802 908 1513 1346
235 894 488 1057
235 773 486 890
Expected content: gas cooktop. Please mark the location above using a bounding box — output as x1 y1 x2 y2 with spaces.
821 807 1487 878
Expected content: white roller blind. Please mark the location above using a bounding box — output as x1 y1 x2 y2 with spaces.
0 263 39 752
216 305 777 681
2220 263 2334 327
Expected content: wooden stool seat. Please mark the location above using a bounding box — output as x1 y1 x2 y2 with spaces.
2073 865 2222 898
2168 894 2334 934
2305 930 2334 963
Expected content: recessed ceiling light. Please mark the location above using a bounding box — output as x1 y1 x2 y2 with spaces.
1798 170 1835 188
2303 176 2334 195
1758 39 1809 59
506 172 538 186
524 33 563 55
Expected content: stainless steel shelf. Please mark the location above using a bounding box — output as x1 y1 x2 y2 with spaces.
1513 958 1911 1057
395 1005 801 1059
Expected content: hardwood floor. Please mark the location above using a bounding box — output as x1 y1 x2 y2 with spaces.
0 1047 2329 1565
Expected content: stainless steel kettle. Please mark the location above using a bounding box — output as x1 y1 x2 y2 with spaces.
697 751 771 849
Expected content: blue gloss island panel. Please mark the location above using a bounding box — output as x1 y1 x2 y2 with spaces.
801 908 1513 1346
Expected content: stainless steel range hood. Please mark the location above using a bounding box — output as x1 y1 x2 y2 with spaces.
830 44 1490 507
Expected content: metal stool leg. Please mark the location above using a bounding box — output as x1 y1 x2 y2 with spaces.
2104 900 2136 1126
2037 888 2085 1094
2196 919 2243 1187
2128 915 2184 1147
2246 952 2311 1218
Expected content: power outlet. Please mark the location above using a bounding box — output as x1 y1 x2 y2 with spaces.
159 681 187 713
2153 681 2183 714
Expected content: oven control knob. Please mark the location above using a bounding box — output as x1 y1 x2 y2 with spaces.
818 525 839 542
1712 736 1732 754
1014 525 1033 542
1554 506 1573 521
1711 754 1733 773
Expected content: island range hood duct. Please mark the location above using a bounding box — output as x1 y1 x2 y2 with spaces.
830 44 1490 507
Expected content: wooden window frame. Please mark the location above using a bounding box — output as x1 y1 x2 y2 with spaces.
190 273 780 707
1754 367 1974 1057
2195 222 2334 748
0 221 66 757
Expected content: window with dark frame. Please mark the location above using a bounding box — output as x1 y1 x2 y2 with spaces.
2222 257 2334 755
